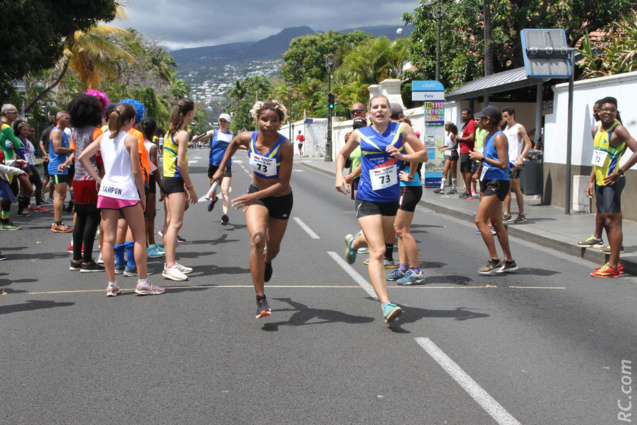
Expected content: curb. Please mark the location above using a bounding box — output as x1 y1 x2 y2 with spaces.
302 161 637 277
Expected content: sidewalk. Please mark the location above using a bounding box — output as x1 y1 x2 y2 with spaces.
299 157 637 276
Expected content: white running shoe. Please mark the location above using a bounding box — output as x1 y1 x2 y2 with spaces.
175 263 193 274
134 281 165 295
97 252 104 264
162 264 188 281
106 285 121 297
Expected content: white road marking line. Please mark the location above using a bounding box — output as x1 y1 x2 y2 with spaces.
293 217 320 239
415 337 522 425
327 251 377 300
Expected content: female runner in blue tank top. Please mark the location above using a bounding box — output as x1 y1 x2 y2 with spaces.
469 105 517 275
210 100 293 319
335 95 427 323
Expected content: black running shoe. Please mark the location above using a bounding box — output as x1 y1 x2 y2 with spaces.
256 296 271 319
69 260 82 271
264 262 273 282
65 201 74 213
80 260 105 273
221 214 229 225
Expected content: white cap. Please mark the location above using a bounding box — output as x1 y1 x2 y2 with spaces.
219 113 232 123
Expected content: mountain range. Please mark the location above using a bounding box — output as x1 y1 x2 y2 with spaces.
169 25 413 68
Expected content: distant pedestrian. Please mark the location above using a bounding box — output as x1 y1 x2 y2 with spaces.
456 108 476 199
295 130 305 156
48 111 74 233
501 106 532 224
588 97 637 278
469 105 517 275
434 122 458 194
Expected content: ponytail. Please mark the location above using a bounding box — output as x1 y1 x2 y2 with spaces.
168 99 195 135
108 104 136 139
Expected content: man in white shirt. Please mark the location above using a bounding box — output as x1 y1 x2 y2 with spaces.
501 106 532 224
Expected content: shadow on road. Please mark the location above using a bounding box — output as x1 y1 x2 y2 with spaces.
386 304 490 333
261 297 374 332
0 299 75 315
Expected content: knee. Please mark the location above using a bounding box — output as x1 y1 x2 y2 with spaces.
250 232 266 251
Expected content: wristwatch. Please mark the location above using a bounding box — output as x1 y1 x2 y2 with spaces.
617 168 625 177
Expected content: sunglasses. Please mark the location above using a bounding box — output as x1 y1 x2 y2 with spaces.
351 109 364 114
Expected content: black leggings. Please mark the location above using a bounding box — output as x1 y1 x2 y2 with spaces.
72 210 100 263
29 165 43 206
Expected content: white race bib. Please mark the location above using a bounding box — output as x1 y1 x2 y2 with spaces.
250 154 277 177
592 149 608 167
370 164 398 191
480 162 489 181
217 132 232 143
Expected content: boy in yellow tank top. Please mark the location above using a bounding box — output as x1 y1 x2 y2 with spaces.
587 97 637 277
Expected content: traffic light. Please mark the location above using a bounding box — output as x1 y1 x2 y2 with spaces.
328 93 335 110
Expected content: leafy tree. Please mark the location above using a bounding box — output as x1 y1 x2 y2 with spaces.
0 0 118 97
280 30 372 85
403 0 637 90
226 76 273 132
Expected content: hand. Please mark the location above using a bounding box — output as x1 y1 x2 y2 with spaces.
57 163 67 172
43 154 49 161
140 196 146 212
343 173 354 185
586 181 595 199
399 171 411 182
335 176 350 194
231 192 257 211
158 189 165 202
472 172 479 183
603 171 620 186
187 186 198 204
18 170 26 176
7 141 14 149
516 159 524 168
386 145 404 160
15 159 27 167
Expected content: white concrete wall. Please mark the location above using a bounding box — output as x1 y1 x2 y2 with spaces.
545 71 637 167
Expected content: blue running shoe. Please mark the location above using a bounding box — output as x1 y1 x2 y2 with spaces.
124 266 154 277
382 302 402 323
207 199 216 212
344 234 357 264
396 270 425 286
386 269 406 281
147 247 162 258
152 243 165 254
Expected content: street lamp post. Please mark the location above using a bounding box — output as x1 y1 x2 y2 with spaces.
396 27 404 79
324 53 334 162
288 83 292 143
426 0 452 82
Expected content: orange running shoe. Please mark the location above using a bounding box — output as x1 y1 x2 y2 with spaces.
590 264 621 278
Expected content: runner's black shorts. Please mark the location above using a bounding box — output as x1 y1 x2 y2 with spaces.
208 164 231 179
460 153 472 173
148 174 156 194
480 179 510 201
162 176 185 195
509 163 522 179
248 184 293 220
398 186 423 212
595 178 625 214
355 199 399 218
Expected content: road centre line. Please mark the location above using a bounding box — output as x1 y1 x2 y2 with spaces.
327 251 378 300
415 337 522 425
293 217 320 239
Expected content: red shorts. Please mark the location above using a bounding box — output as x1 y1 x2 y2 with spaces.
73 180 99 204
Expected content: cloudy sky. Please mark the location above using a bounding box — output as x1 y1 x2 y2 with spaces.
114 0 421 51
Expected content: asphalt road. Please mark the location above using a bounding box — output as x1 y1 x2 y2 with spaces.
1 152 635 424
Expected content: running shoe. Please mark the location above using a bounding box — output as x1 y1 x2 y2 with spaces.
396 270 425 286
0 252 8 261
175 263 193 274
221 214 229 225
0 219 21 230
264 262 273 282
106 285 121 297
496 260 518 274
35 205 49 212
124 266 154 277
476 229 481 235
601 245 625 255
490 227 497 235
16 210 31 217
358 247 369 253
433 188 444 194
177 234 187 243
80 261 105 273
577 236 604 248
363 258 396 269
477 259 503 275
151 243 165 254
42 197 53 204
157 230 163 237
28 205 39 212
67 242 73 253
590 264 621 278
256 296 271 319
386 269 406 281
97 253 104 264
446 188 457 195
207 199 216 212
69 260 82 271
114 264 126 275
472 190 478 197
135 281 165 295
594 262 624 274
459 192 471 199
344 234 357 264
513 214 527 224
51 222 73 233
147 246 162 258
502 214 512 221
162 264 188 281
382 302 402 323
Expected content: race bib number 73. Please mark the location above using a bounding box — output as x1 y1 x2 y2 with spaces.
250 154 277 177
370 164 398 191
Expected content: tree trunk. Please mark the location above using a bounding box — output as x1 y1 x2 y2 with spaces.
24 58 70 114
484 0 493 76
